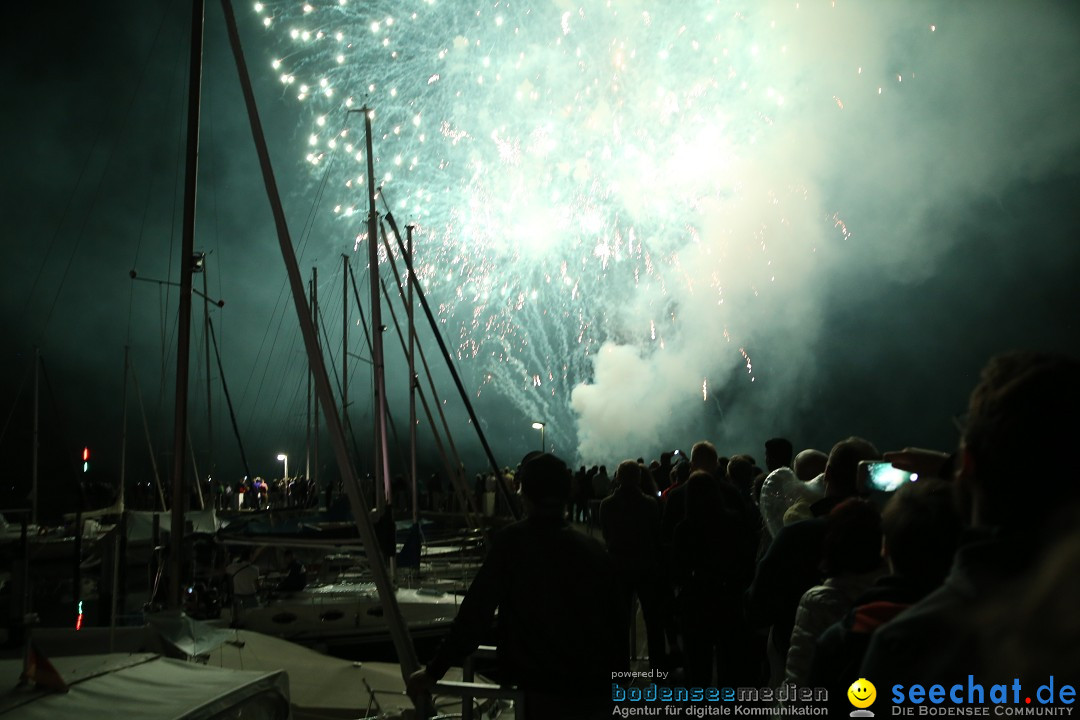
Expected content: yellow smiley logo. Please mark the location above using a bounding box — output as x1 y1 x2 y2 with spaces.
848 678 877 709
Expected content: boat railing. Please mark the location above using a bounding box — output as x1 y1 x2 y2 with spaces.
432 645 523 720
359 645 520 719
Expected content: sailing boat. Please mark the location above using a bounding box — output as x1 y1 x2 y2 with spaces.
5 1 522 716
210 129 484 654
143 0 439 710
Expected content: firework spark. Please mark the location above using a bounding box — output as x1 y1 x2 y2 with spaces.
253 0 914 457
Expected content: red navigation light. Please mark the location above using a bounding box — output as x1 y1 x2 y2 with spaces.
82 447 89 461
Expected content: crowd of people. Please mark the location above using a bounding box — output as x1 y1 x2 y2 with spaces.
407 351 1080 718
215 475 320 511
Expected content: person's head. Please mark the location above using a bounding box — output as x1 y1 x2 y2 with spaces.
726 454 756 496
821 498 883 577
752 471 768 506
958 352 1080 532
824 437 881 498
685 470 721 524
764 437 794 472
881 478 963 590
641 463 660 496
794 448 828 482
615 459 642 490
517 452 572 517
690 441 719 475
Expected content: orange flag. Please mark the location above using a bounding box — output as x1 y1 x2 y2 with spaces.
19 641 69 693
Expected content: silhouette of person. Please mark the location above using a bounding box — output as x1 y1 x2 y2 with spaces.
276 549 307 593
226 548 260 627
600 459 670 671
810 477 962 717
764 437 794 473
672 470 758 687
745 436 880 683
407 452 628 719
862 352 1080 690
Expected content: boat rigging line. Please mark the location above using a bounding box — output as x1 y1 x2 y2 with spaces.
375 226 486 528
219 0 429 707
207 316 252 480
380 204 522 521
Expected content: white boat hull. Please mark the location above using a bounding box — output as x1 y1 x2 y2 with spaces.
237 582 460 648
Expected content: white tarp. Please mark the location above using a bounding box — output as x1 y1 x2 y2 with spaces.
126 510 221 543
147 611 235 658
0 653 289 719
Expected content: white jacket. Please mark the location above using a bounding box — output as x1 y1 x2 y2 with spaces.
784 571 880 687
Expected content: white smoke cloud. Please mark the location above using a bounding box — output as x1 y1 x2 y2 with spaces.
570 1 1080 463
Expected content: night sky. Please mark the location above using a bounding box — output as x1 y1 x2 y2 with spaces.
3 1 1080 520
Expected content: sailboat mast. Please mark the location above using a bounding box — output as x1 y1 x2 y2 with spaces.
201 255 214 490
31 347 39 526
342 254 349 446
218 0 425 695
169 0 204 610
119 347 129 513
112 349 128 641
306 275 313 485
383 211 521 520
363 109 392 513
407 225 418 524
312 267 320 490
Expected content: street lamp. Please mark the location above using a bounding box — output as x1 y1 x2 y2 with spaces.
531 422 545 453
277 453 288 481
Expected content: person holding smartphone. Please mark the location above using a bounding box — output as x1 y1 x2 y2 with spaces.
861 352 1080 690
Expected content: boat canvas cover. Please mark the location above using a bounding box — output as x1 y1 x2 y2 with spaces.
147 611 236 658
126 509 222 542
0 653 289 719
